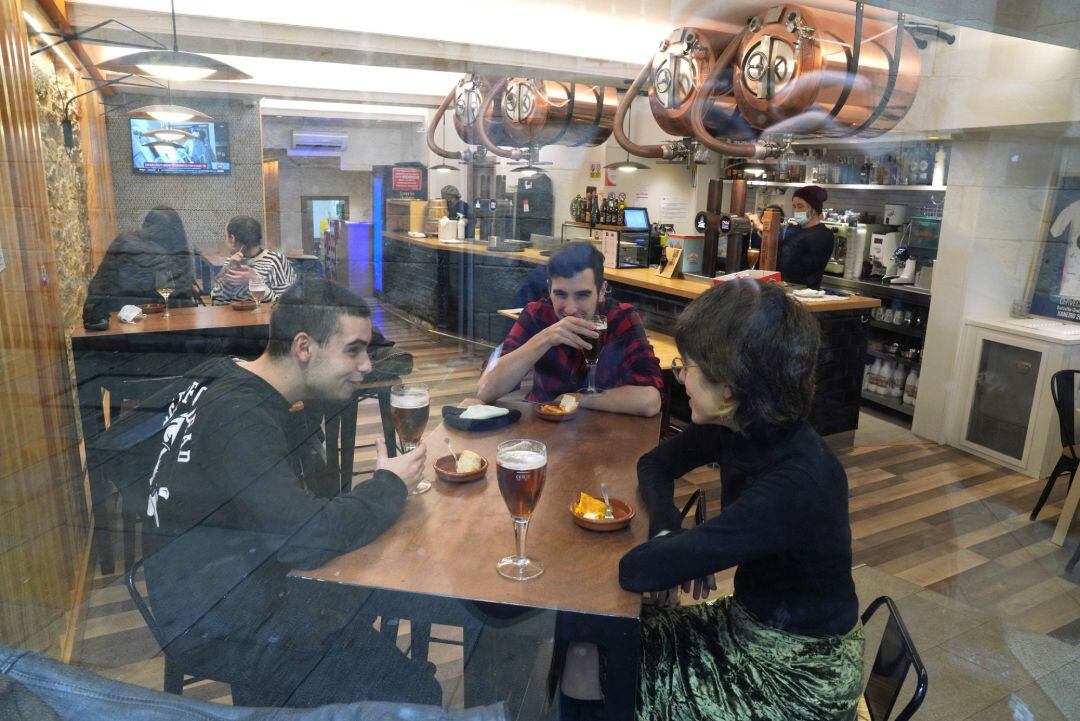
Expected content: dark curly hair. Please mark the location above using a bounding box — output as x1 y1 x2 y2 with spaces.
675 280 819 430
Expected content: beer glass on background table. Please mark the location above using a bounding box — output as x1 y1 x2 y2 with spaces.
248 277 269 313
391 382 432 495
579 314 607 396
496 439 548 581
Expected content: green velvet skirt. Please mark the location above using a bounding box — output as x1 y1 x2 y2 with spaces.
638 595 865 721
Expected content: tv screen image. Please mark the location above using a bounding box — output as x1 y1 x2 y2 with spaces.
130 118 231 174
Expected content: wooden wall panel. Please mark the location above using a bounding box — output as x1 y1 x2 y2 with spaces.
263 158 281 250
0 0 89 654
78 76 116 268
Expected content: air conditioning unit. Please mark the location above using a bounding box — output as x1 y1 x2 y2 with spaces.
290 131 349 155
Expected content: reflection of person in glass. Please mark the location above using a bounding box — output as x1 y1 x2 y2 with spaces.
185 126 213 167
620 280 864 720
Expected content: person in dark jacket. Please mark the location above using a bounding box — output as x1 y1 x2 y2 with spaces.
774 185 836 288
618 280 864 721
82 206 199 326
104 278 438 708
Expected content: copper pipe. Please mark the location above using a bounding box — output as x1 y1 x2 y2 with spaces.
474 77 523 160
612 60 666 159
426 86 461 160
689 29 767 159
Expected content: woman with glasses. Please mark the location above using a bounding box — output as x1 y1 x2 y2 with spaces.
618 280 864 721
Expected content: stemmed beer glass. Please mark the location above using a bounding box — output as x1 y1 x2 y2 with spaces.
391 383 432 495
579 314 607 395
248 277 269 312
496 439 547 581
154 271 175 319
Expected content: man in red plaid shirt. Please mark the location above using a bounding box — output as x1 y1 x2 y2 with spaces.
478 242 662 417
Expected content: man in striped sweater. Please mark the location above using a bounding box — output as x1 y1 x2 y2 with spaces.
212 215 297 303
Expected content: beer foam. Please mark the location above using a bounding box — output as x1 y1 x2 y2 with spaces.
391 394 428 409
497 450 546 471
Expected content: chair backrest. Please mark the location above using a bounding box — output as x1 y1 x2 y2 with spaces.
126 559 170 653
861 596 928 721
1050 370 1080 454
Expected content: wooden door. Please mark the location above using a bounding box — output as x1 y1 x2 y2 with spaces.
0 0 90 656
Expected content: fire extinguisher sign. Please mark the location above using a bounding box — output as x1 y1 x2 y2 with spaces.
392 167 423 192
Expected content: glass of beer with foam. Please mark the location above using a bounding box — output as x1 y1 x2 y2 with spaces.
495 439 548 580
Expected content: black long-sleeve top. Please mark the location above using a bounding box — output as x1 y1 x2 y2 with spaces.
777 223 836 289
619 421 859 637
105 359 407 645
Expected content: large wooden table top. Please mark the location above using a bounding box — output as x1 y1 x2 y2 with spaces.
297 400 659 619
70 305 268 339
384 231 879 311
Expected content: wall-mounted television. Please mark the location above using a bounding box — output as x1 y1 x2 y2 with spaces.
130 118 231 174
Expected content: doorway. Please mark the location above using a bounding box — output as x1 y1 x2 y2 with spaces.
301 195 349 254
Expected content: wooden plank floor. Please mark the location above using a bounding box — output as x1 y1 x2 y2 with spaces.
74 298 1080 714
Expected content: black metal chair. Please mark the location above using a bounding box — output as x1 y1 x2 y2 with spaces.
858 596 928 721
1031 369 1080 521
126 558 228 698
90 375 183 575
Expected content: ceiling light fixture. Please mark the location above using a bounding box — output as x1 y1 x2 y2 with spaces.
605 102 650 173
428 112 458 174
97 1 250 81
127 103 211 123
142 126 196 142
143 139 185 150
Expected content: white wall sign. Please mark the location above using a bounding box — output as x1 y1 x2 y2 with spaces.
660 196 690 223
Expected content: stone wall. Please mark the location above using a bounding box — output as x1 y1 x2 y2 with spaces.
32 57 91 327
105 93 264 256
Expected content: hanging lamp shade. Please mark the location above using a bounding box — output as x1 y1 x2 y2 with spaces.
428 162 456 173
127 104 211 123
604 156 650 172
142 126 196 142
98 49 251 81
143 139 185 150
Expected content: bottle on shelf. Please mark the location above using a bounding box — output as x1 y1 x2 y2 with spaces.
890 362 907 399
878 359 894 396
903 367 919 406
860 156 873 185
830 152 842 184
868 358 883 394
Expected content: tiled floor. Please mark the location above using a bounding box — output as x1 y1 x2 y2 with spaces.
76 302 1080 719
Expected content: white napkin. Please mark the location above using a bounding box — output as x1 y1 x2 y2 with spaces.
118 305 145 323
460 405 510 420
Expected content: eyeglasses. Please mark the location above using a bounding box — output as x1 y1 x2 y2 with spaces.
670 357 699 384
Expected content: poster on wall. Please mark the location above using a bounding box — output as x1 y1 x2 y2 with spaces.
392 166 423 192
589 163 601 180
1029 175 1080 321
604 168 617 187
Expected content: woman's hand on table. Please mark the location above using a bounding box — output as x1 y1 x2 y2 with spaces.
375 438 427 492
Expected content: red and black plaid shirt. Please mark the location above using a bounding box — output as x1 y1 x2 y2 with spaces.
497 297 663 403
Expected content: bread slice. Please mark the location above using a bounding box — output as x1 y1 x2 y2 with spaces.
455 450 484 474
559 394 579 413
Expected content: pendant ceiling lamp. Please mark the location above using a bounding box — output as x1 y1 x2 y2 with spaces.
127 102 211 123
97 0 250 82
142 126 196 142
604 102 650 173
428 116 457 173
143 139 185 150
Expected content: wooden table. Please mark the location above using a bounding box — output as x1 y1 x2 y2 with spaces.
296 400 660 719
70 304 269 340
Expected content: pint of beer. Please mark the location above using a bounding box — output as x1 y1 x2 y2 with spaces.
390 383 430 452
496 439 548 519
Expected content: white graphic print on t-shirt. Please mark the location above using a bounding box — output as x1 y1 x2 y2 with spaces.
146 379 207 526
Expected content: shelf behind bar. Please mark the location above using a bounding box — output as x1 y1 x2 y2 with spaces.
725 180 946 192
861 390 915 417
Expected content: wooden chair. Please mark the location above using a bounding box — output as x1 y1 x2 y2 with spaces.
857 596 928 721
1031 369 1080 521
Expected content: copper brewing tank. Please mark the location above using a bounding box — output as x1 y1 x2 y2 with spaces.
500 79 617 148
731 5 920 137
648 27 755 140
452 74 514 147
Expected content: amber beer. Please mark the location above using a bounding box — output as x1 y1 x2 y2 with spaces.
497 448 548 518
582 315 608 364
390 383 430 451
495 439 548 581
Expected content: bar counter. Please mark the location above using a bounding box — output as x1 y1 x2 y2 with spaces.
379 231 879 437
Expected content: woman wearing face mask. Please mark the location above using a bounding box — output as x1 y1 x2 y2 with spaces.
748 185 834 288
618 280 863 721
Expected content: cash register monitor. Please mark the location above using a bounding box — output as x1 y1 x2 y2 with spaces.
623 207 650 230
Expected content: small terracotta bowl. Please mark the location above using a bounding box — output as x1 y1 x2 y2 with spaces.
536 404 577 422
138 303 164 314
433 454 488 483
231 300 257 311
568 498 635 532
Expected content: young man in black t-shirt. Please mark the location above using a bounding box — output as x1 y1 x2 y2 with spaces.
106 278 438 708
